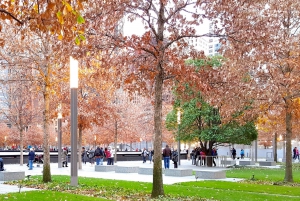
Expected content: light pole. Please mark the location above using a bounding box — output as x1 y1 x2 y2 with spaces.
70 56 78 186
177 109 181 166
57 112 62 168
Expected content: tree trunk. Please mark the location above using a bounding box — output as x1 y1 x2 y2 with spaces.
42 80 51 183
78 127 83 169
284 98 293 182
151 2 166 198
20 130 24 166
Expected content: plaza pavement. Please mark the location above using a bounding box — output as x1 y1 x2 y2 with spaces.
0 158 278 194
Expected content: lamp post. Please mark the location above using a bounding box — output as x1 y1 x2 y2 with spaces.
4 136 6 149
177 109 181 166
57 112 62 168
70 56 78 186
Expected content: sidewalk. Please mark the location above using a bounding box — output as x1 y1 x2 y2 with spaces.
0 159 244 194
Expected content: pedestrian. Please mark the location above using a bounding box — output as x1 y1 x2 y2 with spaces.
149 148 154 164
0 158 4 171
293 147 297 160
162 145 172 169
296 147 299 160
87 148 95 166
81 147 87 164
28 148 35 170
172 149 178 168
232 148 237 160
109 146 115 165
240 149 245 159
61 148 68 167
212 148 217 167
141 148 148 163
94 147 102 165
99 147 104 165
104 147 112 165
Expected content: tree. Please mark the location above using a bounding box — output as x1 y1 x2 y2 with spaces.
166 88 257 166
112 1 223 197
0 70 40 165
207 0 300 182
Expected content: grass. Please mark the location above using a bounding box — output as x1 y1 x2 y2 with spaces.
0 164 300 200
0 190 110 201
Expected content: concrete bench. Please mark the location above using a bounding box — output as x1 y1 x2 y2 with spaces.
239 161 256 166
115 166 139 173
221 160 236 166
195 170 226 179
259 161 276 166
138 167 153 175
0 171 25 181
95 165 115 172
164 169 193 177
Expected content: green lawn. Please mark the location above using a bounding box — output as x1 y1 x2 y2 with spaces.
1 165 300 201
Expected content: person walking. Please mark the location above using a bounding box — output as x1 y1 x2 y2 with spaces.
94 147 103 165
0 158 5 171
149 148 154 164
172 149 179 168
99 147 104 165
142 148 148 163
163 145 172 169
232 148 237 160
104 147 112 165
81 147 87 164
87 147 95 166
240 149 245 159
62 148 68 167
28 148 35 170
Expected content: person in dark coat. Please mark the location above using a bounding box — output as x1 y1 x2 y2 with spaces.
28 148 35 170
163 145 172 169
0 158 4 171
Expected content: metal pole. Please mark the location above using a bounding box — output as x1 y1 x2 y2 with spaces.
58 118 62 168
178 138 180 166
255 140 258 162
70 88 78 186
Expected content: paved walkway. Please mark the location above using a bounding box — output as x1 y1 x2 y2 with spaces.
0 159 267 194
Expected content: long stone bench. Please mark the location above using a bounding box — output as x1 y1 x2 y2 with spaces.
0 171 25 181
195 170 226 179
95 165 115 172
115 166 139 173
239 161 256 166
138 167 153 175
221 160 236 166
259 161 276 166
164 169 193 177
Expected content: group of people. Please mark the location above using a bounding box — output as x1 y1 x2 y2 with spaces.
293 147 299 160
81 146 115 166
162 145 179 169
190 147 218 166
141 148 154 164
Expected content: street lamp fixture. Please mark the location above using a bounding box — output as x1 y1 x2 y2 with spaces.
70 56 78 186
57 112 62 168
177 109 181 165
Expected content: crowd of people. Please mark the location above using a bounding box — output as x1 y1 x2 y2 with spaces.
81 146 116 166
190 147 218 166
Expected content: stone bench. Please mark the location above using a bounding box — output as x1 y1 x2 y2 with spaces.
164 169 193 177
138 167 153 175
195 170 226 179
239 161 256 166
0 171 25 181
221 160 236 166
95 165 115 172
259 161 276 166
115 166 139 173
